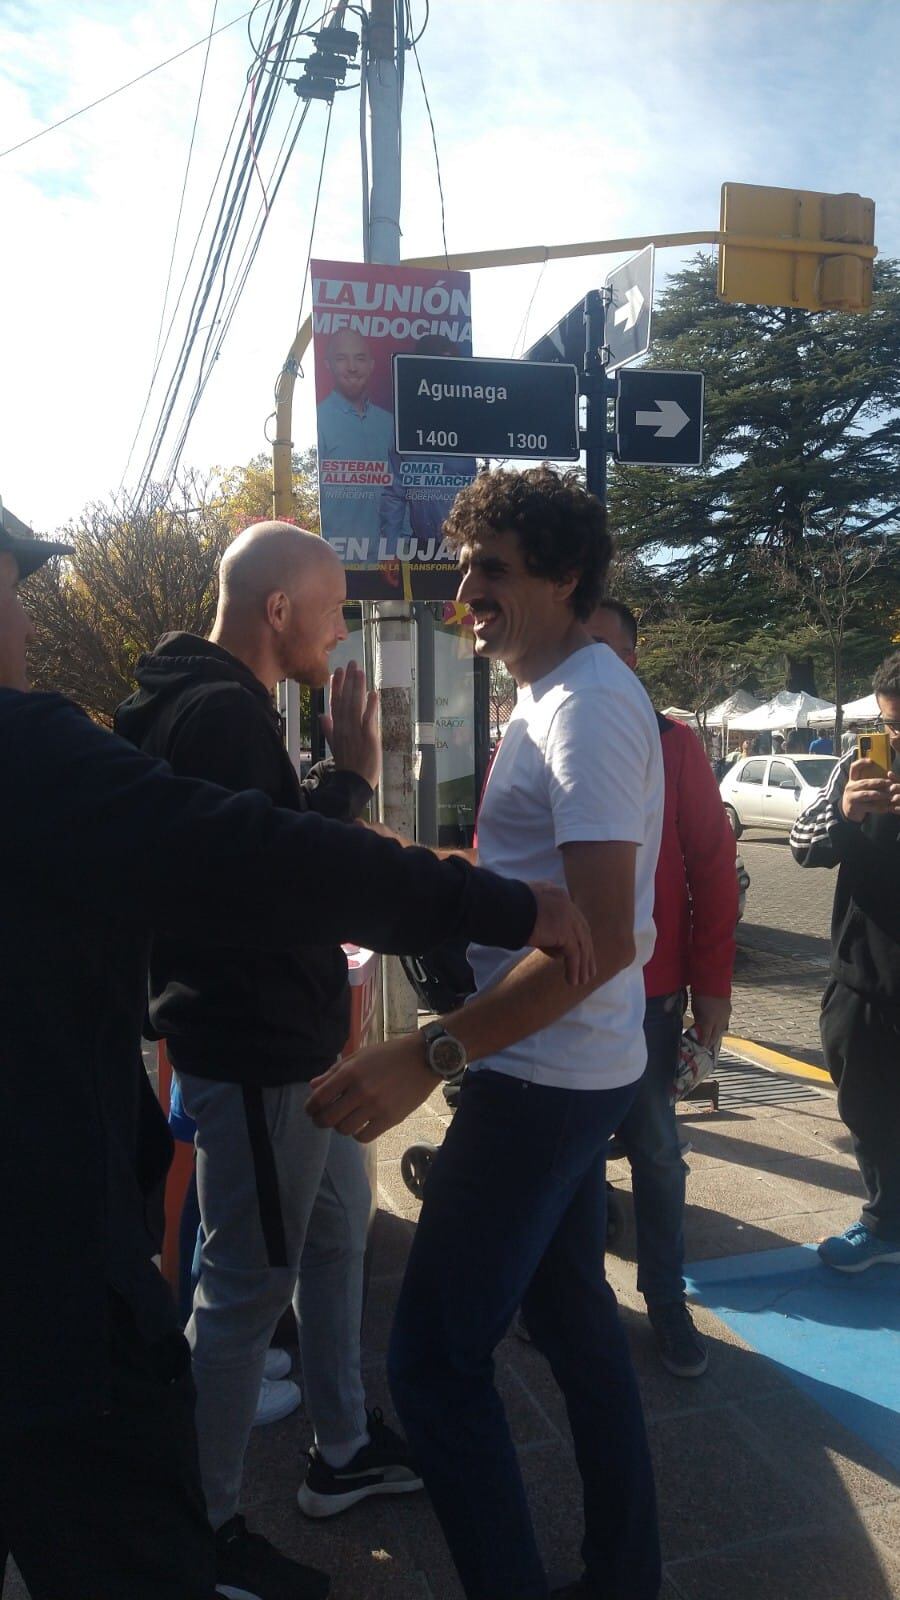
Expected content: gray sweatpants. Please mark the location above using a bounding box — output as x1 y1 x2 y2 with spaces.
177 1072 371 1530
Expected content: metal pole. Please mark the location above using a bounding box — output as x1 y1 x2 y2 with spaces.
366 0 402 265
414 603 438 844
367 0 417 1036
583 288 608 504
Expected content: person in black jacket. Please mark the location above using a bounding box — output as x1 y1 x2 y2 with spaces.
116 521 421 1580
1 520 592 1600
790 651 900 1274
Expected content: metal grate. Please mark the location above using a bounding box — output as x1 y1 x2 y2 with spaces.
713 1047 830 1109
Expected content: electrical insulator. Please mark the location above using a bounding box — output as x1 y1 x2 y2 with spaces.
315 26 359 57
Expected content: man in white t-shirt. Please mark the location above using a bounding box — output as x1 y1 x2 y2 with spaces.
307 466 664 1600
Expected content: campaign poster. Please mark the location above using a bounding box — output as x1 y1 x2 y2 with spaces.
311 259 475 600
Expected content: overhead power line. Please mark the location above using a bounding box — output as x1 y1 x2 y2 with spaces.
131 3 300 501
127 0 340 504
161 96 324 488
118 16 266 496
406 4 448 268
0 7 256 162
151 0 221 374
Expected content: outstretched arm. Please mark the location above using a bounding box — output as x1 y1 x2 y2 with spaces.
15 693 590 973
305 839 634 1142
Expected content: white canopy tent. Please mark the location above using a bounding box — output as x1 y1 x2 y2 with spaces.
704 690 761 729
728 690 835 733
807 692 880 727
661 707 700 726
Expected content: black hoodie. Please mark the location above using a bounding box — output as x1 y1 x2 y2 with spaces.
2 688 535 1427
115 633 376 1085
790 750 900 1009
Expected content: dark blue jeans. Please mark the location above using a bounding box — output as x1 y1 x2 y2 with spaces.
388 1069 661 1600
617 993 686 1308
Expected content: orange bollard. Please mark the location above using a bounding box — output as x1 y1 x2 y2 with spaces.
157 1040 196 1293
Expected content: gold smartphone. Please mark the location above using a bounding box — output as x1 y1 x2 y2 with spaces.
857 731 892 772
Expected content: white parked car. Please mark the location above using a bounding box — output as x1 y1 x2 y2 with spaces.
719 753 838 839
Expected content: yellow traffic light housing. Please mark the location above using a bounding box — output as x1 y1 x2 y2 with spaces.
718 183 876 313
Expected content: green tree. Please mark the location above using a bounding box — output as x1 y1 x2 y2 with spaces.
24 452 321 723
609 255 900 694
765 519 888 740
489 658 516 739
213 448 320 534
629 611 750 730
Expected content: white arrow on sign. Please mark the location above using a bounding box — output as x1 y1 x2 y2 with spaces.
613 285 644 332
635 399 690 438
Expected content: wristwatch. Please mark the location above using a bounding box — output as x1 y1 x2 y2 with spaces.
420 1021 468 1081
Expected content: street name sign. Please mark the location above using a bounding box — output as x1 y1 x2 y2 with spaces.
393 354 580 460
604 244 654 371
616 368 704 466
522 299 585 368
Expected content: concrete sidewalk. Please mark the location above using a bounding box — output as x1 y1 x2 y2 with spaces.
233 1057 900 1598
6 1058 899 1599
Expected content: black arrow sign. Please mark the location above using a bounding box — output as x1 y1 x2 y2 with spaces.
616 369 705 466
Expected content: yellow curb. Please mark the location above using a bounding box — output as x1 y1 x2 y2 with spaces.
723 1034 835 1087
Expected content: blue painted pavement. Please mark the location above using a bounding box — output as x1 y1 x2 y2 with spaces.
686 1244 900 1469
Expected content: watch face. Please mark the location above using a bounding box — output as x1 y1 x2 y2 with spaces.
428 1034 466 1077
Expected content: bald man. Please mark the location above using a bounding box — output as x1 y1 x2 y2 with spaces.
317 330 395 553
115 522 411 1597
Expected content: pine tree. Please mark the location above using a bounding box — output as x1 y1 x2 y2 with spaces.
609 256 900 696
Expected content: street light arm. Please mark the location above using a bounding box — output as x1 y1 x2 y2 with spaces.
270 225 879 517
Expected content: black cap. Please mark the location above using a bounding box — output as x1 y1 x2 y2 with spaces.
0 502 74 579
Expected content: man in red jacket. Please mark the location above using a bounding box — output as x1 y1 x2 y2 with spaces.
592 601 737 1377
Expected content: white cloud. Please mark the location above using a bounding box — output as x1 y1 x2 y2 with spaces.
2 0 897 530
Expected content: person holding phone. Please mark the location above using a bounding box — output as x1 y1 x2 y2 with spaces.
791 652 900 1272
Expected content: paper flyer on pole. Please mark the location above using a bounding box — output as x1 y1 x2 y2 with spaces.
311 259 475 600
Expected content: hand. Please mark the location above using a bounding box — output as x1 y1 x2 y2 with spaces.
840 760 900 823
321 661 381 790
526 880 596 987
306 1035 436 1142
690 994 731 1053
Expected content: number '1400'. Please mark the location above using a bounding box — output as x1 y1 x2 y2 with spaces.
416 429 458 447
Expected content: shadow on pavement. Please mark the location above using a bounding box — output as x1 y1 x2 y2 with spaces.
734 954 830 990
737 921 831 961
681 1121 861 1193
9 1201 897 1599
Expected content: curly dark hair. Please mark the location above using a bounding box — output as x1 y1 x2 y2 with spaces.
443 466 612 621
873 651 900 700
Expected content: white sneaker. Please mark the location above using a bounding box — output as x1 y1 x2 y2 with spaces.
253 1377 302 1427
263 1346 292 1381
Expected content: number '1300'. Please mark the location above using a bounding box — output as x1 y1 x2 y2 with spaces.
508 432 547 450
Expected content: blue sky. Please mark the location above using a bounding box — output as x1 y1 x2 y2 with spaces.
2 0 898 530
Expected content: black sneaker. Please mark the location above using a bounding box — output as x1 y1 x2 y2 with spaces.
296 1408 423 1518
214 1514 329 1600
648 1301 708 1378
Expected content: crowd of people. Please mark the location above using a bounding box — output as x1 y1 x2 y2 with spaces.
1 465 897 1600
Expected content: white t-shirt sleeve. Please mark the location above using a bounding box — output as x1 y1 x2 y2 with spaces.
544 685 653 848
